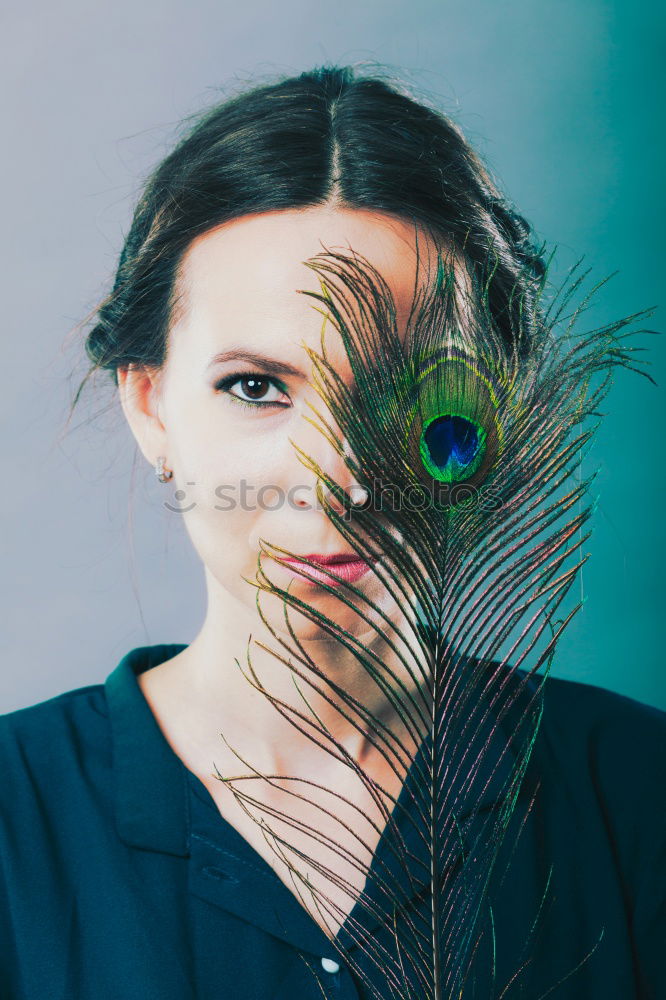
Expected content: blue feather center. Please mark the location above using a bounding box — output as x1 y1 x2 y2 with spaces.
421 414 484 482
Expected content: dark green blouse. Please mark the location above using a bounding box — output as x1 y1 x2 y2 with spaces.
0 643 664 998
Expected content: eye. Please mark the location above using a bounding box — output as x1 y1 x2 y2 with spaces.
213 371 291 411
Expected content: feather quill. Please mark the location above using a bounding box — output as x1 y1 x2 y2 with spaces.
211 235 656 999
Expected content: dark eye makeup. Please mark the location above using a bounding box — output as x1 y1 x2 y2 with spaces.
213 370 291 412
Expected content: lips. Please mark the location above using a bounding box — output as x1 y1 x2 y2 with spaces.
279 552 378 586
300 553 364 565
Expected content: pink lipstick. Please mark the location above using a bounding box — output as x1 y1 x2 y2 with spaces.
279 552 377 586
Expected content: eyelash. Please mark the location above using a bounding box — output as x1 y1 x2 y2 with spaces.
213 371 291 411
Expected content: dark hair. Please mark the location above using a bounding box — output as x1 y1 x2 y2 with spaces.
71 64 547 414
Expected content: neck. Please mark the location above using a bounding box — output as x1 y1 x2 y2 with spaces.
145 578 426 781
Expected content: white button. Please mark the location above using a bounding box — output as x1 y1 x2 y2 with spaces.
321 957 340 973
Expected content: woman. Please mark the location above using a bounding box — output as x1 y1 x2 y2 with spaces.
1 65 664 1000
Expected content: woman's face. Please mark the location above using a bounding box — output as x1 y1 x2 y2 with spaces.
120 205 443 642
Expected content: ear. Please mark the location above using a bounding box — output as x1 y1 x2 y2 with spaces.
117 363 168 472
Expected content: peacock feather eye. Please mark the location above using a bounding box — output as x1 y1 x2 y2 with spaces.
420 412 487 484
404 351 503 508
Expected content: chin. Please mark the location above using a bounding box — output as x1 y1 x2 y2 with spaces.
258 587 370 637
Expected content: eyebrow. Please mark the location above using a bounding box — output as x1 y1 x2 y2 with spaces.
206 349 308 379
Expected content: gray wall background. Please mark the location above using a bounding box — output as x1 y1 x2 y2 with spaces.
2 0 664 712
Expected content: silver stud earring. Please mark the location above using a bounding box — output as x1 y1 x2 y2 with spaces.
155 456 173 483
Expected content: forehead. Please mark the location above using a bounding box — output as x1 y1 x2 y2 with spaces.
169 206 449 375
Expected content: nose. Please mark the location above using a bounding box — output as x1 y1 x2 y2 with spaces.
289 427 369 516
290 479 370 514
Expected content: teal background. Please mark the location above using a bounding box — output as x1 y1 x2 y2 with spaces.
2 0 664 711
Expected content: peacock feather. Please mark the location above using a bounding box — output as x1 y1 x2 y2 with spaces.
211 235 656 999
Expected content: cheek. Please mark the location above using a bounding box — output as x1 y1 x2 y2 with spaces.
178 494 255 608
172 410 290 493
171 427 294 574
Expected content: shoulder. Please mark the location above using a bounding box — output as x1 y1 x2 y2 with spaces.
524 670 666 843
537 670 666 768
0 678 109 741
0 681 111 805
